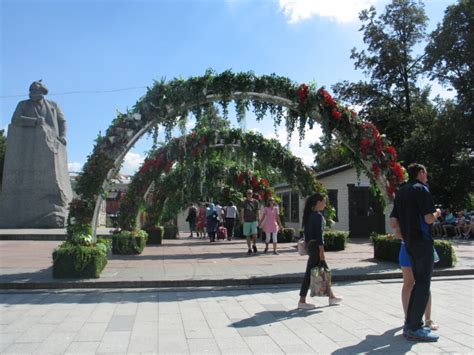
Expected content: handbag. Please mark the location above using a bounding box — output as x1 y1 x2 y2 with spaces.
297 237 307 256
310 267 332 297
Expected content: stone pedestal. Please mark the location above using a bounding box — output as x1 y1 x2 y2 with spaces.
0 121 73 228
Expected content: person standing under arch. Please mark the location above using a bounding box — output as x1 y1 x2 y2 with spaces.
259 197 283 254
390 163 441 342
239 189 260 255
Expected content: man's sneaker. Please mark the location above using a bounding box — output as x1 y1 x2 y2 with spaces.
247 249 252 255
329 297 343 306
252 245 258 253
405 328 439 342
263 247 268 253
273 251 279 255
297 302 316 310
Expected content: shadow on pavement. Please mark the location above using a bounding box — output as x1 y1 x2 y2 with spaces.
332 326 414 354
230 308 324 329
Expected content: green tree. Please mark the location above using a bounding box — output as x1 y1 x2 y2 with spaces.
310 140 351 172
424 0 474 116
329 0 472 208
0 130 5 187
332 0 428 151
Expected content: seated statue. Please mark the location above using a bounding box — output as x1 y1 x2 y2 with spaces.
0 81 73 228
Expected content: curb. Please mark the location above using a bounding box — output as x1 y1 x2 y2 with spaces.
1 268 473 290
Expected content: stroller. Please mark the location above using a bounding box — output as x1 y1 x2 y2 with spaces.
217 225 228 240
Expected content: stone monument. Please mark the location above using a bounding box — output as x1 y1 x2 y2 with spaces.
0 80 73 228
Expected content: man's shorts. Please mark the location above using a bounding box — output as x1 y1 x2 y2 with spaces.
399 242 412 267
243 221 258 237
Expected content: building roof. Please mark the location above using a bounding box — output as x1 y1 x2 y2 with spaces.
315 164 352 179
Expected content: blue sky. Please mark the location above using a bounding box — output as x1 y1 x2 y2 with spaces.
0 0 455 174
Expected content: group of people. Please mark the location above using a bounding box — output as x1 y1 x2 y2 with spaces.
186 201 238 242
298 163 444 343
185 163 444 343
185 189 285 255
431 209 473 239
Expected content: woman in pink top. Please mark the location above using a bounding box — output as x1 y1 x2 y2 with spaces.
259 197 283 254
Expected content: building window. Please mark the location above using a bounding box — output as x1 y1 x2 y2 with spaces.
291 192 299 223
279 192 290 222
278 191 299 223
327 189 339 222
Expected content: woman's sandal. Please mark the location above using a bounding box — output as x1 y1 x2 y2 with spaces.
425 319 439 330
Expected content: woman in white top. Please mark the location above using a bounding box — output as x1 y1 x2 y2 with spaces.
224 202 238 240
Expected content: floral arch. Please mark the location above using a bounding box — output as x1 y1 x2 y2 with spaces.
69 70 405 239
117 128 322 229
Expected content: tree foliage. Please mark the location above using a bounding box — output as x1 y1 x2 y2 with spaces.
328 0 473 209
424 0 474 115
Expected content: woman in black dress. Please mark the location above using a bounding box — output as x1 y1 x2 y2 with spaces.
298 192 342 309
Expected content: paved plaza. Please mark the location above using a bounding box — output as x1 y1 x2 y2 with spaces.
0 277 473 354
0 234 473 288
0 233 473 353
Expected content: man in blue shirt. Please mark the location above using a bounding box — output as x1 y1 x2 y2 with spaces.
390 163 441 342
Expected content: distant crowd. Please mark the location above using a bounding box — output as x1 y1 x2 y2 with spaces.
431 208 473 239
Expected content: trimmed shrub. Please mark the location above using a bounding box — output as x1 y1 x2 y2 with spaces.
324 230 349 251
371 234 456 268
144 225 164 245
112 229 148 255
52 243 108 278
278 228 296 243
163 225 178 239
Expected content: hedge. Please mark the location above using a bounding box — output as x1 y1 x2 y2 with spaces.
144 225 164 245
277 228 296 243
112 229 148 255
163 225 179 239
52 244 108 278
324 230 349 251
371 234 456 268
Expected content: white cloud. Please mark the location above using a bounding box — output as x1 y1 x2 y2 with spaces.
257 125 323 166
279 0 380 24
120 151 145 175
68 162 83 172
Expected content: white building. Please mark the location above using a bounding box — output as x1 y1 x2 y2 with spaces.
274 164 393 238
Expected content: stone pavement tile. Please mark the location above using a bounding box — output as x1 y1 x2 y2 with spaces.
0 310 26 324
87 305 116 323
184 324 214 339
0 331 22 353
187 338 220 354
127 336 159 353
64 341 100 354
114 302 138 316
131 321 159 337
39 309 70 324
204 312 232 328
157 334 189 353
106 314 135 331
136 303 159 322
96 330 130 353
54 320 86 332
16 323 56 342
3 315 41 333
1 341 40 354
214 336 252 354
243 335 284 354
74 322 108 341
158 313 184 330
34 331 75 354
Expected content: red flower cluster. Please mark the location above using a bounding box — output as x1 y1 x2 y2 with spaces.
331 108 342 120
390 162 405 183
296 83 309 107
319 89 335 107
385 146 398 161
372 163 381 177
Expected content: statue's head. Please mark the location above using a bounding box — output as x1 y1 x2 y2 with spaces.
29 80 48 100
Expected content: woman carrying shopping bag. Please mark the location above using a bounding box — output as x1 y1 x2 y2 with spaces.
298 193 342 309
